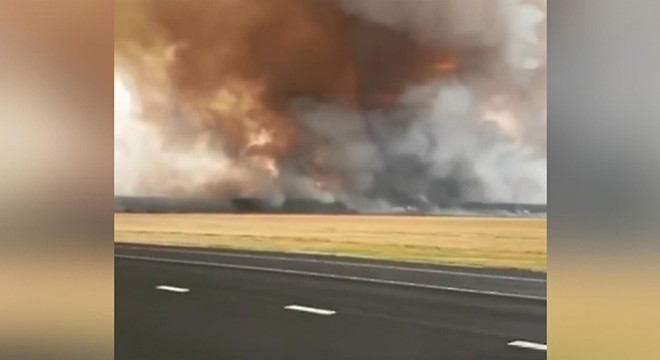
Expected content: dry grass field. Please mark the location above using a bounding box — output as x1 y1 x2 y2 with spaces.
115 213 546 271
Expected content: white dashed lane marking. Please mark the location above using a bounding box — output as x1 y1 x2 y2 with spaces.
155 285 190 293
507 340 547 351
284 305 336 316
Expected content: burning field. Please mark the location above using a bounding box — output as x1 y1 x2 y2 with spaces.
115 213 546 271
114 0 547 269
115 0 546 212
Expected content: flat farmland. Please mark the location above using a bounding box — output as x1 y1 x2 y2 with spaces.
115 213 546 271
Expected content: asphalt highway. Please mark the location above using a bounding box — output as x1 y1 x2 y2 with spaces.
116 244 546 360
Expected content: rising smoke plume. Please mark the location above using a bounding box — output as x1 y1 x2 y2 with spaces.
115 0 546 211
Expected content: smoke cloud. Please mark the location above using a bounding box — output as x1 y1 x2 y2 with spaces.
115 0 546 211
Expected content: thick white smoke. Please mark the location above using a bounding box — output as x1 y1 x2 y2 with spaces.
294 77 546 209
114 71 274 200
114 71 231 197
291 0 547 206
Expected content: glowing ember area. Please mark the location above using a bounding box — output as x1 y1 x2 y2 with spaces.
115 0 547 208
434 58 458 73
244 128 274 153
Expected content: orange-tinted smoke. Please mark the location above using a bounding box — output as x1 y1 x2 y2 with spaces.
116 0 464 157
149 0 459 106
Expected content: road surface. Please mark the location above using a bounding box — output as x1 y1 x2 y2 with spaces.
116 244 546 359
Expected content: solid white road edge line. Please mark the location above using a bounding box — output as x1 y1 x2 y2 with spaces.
284 305 336 315
115 245 544 283
507 340 547 351
155 285 190 293
116 254 546 301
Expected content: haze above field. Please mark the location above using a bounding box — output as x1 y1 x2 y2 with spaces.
115 196 547 217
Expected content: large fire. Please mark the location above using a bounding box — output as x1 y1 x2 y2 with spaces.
115 0 547 207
